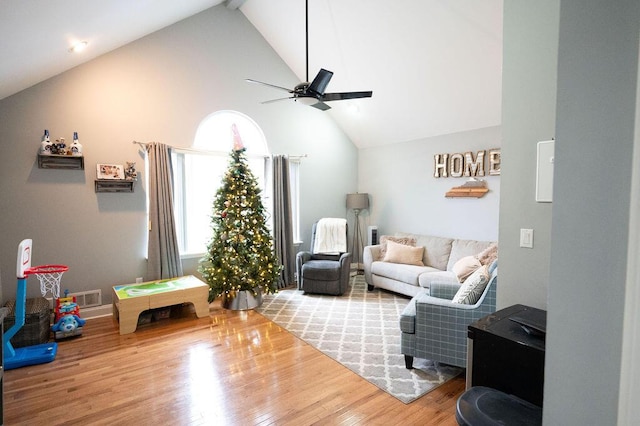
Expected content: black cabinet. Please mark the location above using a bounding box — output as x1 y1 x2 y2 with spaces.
467 304 546 407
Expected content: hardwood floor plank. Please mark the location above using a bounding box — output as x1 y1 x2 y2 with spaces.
4 303 465 425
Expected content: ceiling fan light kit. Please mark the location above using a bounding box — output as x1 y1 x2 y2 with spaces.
246 0 372 111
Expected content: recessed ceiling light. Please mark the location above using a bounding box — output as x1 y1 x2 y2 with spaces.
69 41 88 53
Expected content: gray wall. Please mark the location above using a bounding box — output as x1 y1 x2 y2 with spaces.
0 5 357 303
503 1 639 424
499 0 559 311
358 126 501 243
545 0 638 424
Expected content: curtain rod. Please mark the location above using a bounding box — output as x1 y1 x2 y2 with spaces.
133 141 307 160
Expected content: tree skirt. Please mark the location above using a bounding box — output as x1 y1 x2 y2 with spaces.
255 275 462 404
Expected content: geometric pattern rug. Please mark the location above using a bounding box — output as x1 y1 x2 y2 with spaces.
255 275 463 404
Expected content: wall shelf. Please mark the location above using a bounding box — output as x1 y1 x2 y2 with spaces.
94 179 135 193
37 154 84 170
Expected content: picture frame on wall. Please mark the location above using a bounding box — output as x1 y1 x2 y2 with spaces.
97 163 125 180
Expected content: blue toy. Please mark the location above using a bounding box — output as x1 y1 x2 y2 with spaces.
3 239 63 370
52 314 86 338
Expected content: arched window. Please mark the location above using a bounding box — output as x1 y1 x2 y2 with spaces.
193 110 268 155
173 111 270 256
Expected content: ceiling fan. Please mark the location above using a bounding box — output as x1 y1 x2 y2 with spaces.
246 0 373 111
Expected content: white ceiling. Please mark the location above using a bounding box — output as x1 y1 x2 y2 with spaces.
0 0 503 148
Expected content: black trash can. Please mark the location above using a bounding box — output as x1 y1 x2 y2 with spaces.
456 386 542 426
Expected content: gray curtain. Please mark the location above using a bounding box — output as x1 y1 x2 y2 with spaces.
147 142 183 280
272 155 295 288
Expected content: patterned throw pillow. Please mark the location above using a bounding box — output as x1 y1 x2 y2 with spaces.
382 240 425 266
452 265 490 304
379 235 417 258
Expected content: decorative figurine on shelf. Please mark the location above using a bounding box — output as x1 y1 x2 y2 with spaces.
39 129 52 155
51 137 67 155
70 132 83 156
125 162 138 181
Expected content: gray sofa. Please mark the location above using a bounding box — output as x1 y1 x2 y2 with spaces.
363 232 495 297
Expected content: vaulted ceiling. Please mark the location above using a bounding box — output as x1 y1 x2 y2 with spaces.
0 0 502 148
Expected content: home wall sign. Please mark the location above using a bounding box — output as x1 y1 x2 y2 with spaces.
434 149 501 178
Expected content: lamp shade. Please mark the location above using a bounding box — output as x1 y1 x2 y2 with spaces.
346 193 369 210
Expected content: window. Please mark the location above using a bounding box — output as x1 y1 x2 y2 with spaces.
289 159 301 244
172 110 301 257
173 111 269 257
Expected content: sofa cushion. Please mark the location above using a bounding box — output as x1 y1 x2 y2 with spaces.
396 232 453 270
379 235 416 258
371 261 438 286
302 260 342 280
452 265 490 304
452 255 482 282
418 270 459 289
383 240 425 266
446 239 494 271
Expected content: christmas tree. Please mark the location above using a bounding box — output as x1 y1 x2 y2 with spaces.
199 124 281 303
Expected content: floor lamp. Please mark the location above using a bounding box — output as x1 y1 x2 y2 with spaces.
346 193 369 273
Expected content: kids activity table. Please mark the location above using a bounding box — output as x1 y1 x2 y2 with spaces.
112 275 209 334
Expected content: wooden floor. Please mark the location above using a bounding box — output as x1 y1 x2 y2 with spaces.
4 302 465 426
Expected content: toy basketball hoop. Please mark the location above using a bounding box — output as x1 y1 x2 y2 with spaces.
25 264 68 299
6 239 60 370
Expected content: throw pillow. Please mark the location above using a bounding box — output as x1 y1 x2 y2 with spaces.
382 240 425 266
452 265 490 305
476 243 498 265
452 255 482 282
379 235 417 258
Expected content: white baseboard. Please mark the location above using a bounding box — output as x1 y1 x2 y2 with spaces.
81 304 113 319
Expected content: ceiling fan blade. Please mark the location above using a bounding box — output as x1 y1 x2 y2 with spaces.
246 79 293 93
308 68 333 95
322 91 373 101
261 97 294 104
293 96 331 110
310 101 331 111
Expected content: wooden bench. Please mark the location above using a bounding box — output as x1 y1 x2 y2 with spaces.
112 275 209 335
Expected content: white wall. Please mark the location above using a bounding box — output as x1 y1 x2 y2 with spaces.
358 126 501 243
0 5 357 303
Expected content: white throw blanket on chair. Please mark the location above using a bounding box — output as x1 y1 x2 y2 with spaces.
313 218 347 254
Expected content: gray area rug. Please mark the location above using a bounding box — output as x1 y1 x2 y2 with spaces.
255 275 462 404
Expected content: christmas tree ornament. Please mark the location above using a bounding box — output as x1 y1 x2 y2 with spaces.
232 123 245 152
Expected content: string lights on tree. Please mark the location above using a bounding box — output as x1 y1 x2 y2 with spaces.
199 124 281 304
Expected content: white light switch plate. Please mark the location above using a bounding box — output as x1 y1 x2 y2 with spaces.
520 229 534 248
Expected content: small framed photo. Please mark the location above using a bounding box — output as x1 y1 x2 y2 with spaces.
97 163 125 180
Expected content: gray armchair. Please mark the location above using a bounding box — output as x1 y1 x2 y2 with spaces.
296 221 351 296
400 263 497 368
